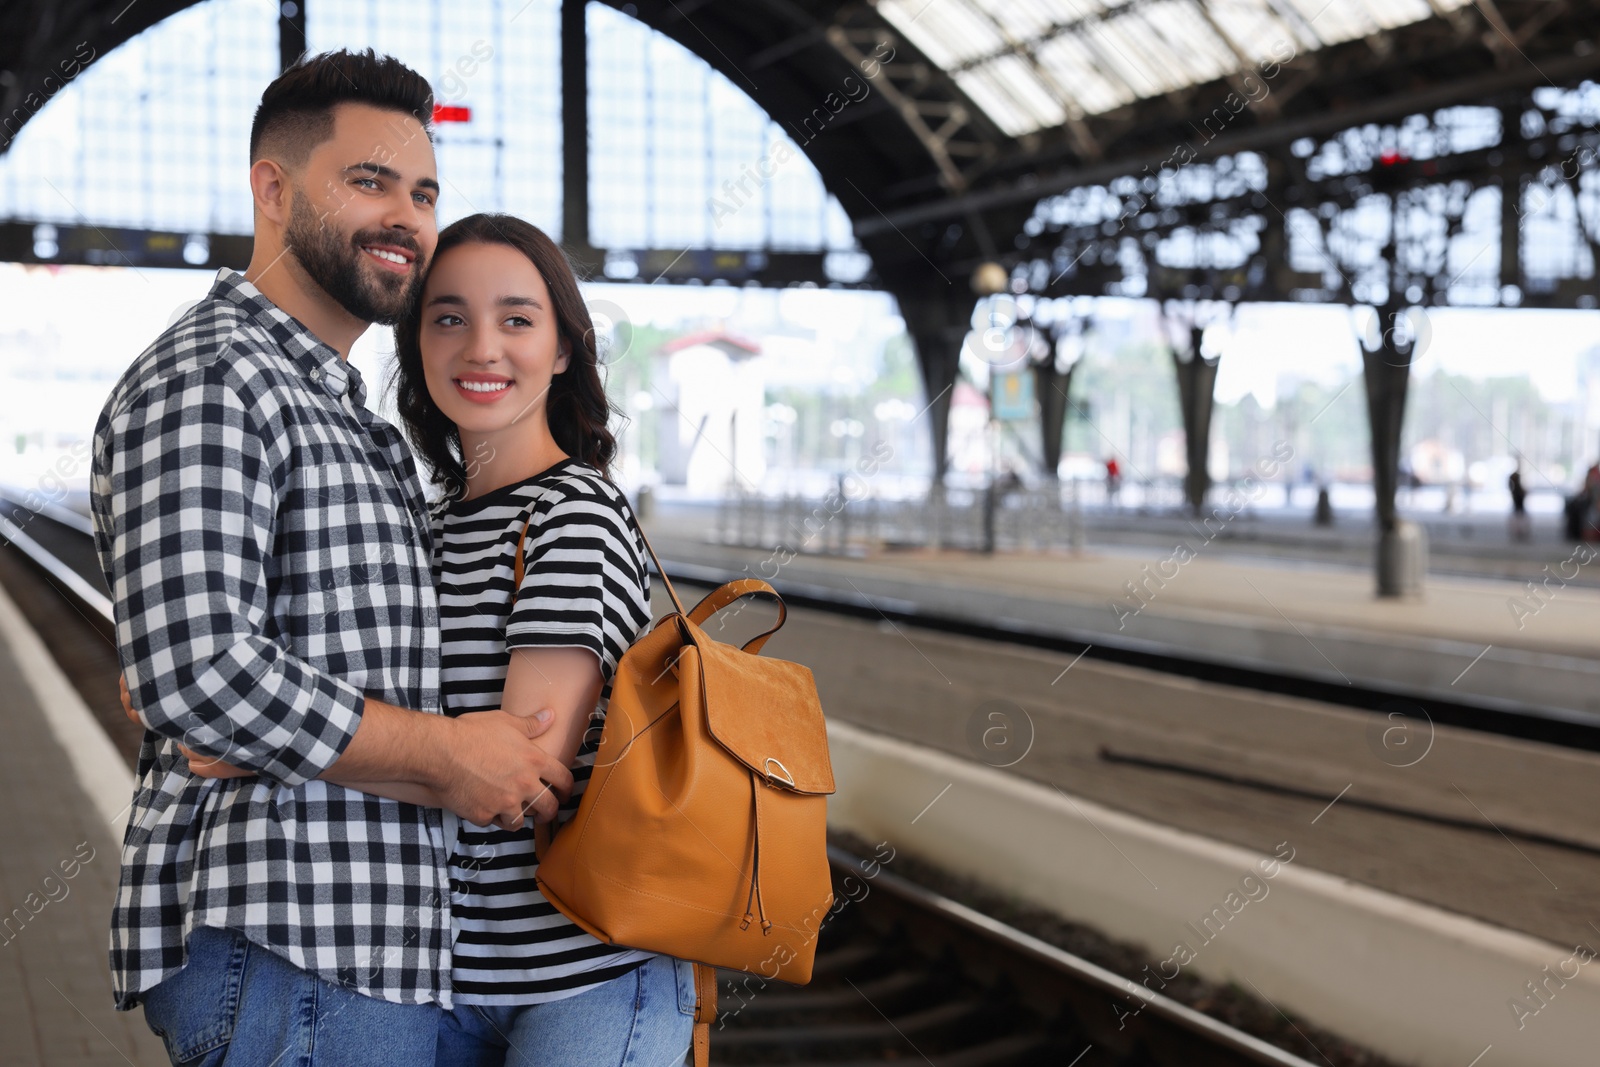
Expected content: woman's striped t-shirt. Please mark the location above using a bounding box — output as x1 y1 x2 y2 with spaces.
430 458 656 1005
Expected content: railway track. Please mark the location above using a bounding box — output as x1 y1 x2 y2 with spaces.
0 491 1338 1066
713 842 1324 1067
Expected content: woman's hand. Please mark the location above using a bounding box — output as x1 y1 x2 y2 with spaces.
179 744 255 779
122 671 257 778
119 673 140 725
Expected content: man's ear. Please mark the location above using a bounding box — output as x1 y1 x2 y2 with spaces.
249 158 294 227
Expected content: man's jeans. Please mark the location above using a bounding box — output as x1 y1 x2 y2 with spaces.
141 926 441 1066
435 955 696 1067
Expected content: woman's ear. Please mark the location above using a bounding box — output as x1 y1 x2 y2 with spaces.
554 336 572 375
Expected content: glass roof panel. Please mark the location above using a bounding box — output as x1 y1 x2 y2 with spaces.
965 0 1076 43
1204 1 1306 61
955 54 1068 135
1033 33 1131 116
1114 3 1237 95
877 0 1474 135
1083 10 1179 98
1282 0 1380 42
882 0 1009 68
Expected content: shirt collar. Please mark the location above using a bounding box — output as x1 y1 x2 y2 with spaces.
210 268 360 403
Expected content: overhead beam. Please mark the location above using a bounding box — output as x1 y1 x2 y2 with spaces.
279 0 306 73
561 0 595 271
856 45 1600 236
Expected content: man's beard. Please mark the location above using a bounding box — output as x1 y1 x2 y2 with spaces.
284 194 424 326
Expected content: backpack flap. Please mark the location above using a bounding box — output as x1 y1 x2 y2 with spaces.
687 622 835 796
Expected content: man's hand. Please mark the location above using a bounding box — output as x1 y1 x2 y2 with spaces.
175 709 573 827
122 681 572 831
432 710 575 830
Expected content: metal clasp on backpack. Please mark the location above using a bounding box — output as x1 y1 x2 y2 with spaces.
763 758 795 788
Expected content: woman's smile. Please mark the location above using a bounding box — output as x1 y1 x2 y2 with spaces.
453 373 514 403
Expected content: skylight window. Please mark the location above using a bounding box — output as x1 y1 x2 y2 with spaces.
876 0 1473 136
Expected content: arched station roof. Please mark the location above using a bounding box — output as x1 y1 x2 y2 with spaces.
3 0 1598 497
8 0 1600 286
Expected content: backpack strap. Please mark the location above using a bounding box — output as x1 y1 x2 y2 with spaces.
512 515 532 589
511 499 686 617
692 961 717 1067
634 521 686 617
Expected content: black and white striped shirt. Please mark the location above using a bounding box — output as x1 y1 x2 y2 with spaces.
92 269 451 1010
431 459 656 1004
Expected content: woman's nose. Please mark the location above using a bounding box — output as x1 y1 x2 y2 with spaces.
462 331 498 364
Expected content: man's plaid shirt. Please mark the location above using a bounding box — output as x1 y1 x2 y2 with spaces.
92 269 452 1009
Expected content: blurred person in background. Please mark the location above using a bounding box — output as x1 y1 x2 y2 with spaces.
1508 464 1530 542
1567 461 1600 542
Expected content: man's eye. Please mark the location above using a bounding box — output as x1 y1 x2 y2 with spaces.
353 177 380 189
414 193 435 207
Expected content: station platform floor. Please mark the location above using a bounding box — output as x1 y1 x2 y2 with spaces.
0 582 165 1065
642 507 1600 721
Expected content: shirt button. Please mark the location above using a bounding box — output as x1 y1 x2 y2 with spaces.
310 368 322 381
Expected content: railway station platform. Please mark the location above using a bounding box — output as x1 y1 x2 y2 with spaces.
0 581 163 1065
6 492 1600 1065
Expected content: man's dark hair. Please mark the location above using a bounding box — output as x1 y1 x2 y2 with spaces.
250 49 433 167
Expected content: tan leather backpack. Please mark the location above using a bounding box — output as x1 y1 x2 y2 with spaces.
517 520 835 1067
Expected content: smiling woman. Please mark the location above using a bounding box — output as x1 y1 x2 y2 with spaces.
394 214 615 501
377 214 698 1066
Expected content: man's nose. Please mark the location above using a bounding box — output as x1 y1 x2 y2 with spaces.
380 190 424 235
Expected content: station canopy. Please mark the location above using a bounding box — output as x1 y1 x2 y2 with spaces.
877 0 1473 135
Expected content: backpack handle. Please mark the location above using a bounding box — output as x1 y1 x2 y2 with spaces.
686 578 787 654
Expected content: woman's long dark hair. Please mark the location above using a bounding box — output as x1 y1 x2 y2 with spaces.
393 213 617 498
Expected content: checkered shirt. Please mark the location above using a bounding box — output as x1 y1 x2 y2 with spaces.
91 269 452 1009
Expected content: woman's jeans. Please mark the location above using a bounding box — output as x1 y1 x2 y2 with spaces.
435 955 696 1067
140 926 442 1065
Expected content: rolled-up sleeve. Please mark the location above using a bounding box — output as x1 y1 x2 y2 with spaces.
93 361 363 787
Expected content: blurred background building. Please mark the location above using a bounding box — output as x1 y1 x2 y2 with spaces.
6 0 1600 562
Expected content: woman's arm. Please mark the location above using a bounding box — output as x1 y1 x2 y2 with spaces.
500 646 606 771
340 650 599 819
342 778 446 809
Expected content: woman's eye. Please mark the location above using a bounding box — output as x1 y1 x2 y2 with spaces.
505 316 532 328
433 314 464 327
